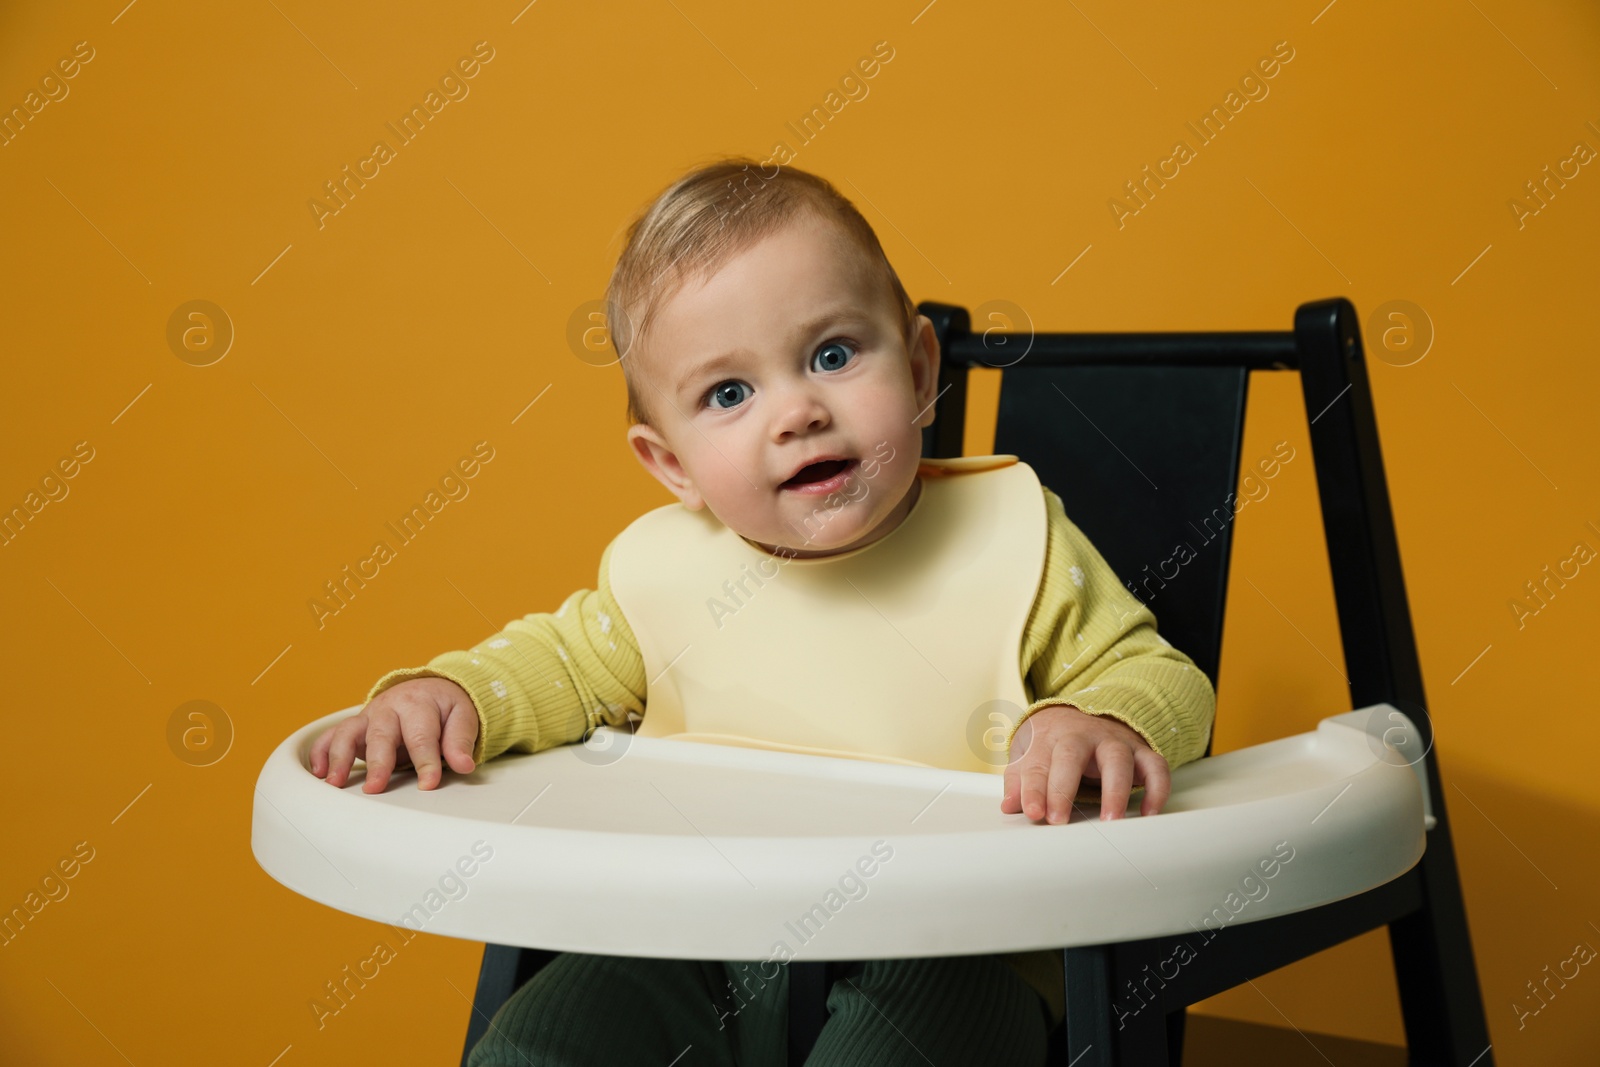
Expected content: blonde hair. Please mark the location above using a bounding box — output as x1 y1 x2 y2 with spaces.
603 156 920 427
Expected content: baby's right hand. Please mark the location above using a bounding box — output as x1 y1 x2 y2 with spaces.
310 677 480 794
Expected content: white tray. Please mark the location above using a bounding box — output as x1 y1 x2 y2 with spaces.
252 704 1431 961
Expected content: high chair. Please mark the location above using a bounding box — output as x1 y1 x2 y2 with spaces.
252 297 1492 1065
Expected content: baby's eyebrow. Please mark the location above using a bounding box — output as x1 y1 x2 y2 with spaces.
675 351 748 396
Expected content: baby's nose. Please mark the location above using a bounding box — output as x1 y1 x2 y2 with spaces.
771 386 831 437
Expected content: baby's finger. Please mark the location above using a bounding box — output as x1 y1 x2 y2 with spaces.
1018 747 1055 822
310 724 333 778
1001 760 1022 814
1001 720 1036 815
440 700 479 774
1002 743 1028 814
362 708 403 794
1095 741 1135 821
325 717 366 788
1134 748 1171 817
401 706 445 790
1044 741 1087 824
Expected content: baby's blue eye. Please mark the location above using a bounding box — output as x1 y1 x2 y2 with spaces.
813 340 856 372
707 381 752 410
702 341 856 410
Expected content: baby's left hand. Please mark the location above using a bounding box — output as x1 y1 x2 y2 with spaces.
1001 704 1170 824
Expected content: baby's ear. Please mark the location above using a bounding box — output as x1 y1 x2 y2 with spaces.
626 425 704 510
907 314 942 428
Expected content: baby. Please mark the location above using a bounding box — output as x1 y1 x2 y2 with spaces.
311 157 1215 1065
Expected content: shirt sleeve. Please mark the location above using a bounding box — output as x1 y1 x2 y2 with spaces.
1008 486 1217 770
362 537 647 767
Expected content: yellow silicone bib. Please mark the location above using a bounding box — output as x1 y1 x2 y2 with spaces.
607 455 1048 775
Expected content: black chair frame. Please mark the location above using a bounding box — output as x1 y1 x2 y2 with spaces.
461 297 1493 1067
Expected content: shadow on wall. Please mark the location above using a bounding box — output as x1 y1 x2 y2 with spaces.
1192 758 1600 1065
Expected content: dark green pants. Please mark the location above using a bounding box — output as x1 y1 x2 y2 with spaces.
466 952 1052 1066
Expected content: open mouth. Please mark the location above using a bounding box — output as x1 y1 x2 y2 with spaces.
781 458 856 492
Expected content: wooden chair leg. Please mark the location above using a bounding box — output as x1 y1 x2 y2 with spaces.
1061 946 1113 1066
1388 820 1494 1063
1166 1007 1187 1065
787 960 830 1064
1058 946 1180 1067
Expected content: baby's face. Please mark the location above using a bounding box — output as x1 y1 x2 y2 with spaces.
625 211 939 557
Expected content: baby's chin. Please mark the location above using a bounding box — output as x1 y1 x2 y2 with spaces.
761 470 919 555
769 508 902 557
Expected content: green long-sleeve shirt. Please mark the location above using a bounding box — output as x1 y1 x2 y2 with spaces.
367 485 1215 773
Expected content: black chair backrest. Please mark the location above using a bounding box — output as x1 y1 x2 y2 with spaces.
992 362 1246 690
921 303 1325 760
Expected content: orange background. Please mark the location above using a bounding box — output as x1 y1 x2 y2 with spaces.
3 1 1597 1063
